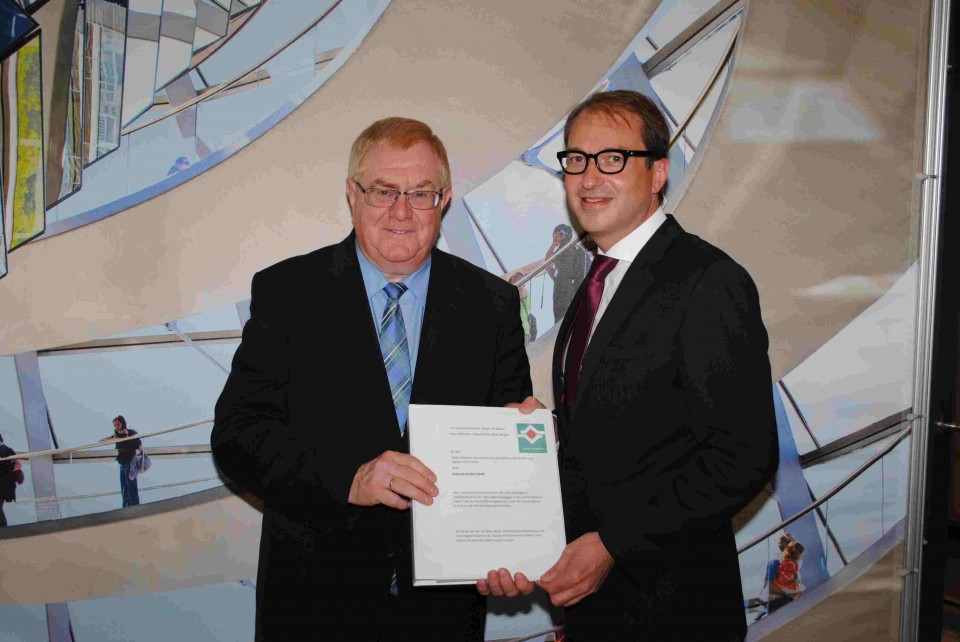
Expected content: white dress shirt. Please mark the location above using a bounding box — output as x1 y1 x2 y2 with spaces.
588 207 667 341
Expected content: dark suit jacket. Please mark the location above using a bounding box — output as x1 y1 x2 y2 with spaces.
554 216 778 640
212 234 531 641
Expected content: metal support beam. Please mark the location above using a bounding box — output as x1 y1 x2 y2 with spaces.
45 603 73 642
35 0 80 209
165 321 230 374
13 353 61 522
15 353 73 641
901 0 951 638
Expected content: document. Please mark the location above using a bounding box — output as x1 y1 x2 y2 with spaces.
408 404 566 586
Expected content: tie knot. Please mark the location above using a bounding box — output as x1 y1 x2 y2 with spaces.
587 255 619 283
383 282 408 301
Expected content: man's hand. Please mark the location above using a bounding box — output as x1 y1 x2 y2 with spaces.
476 569 535 598
348 451 438 510
505 396 546 414
537 532 614 607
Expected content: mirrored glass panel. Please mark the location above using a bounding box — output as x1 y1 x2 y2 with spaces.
649 10 740 157
642 0 732 55
53 6 87 204
155 0 197 89
0 220 6 277
194 0 229 52
120 0 162 127
83 0 128 165
0 0 36 59
47 0 390 227
1 33 44 250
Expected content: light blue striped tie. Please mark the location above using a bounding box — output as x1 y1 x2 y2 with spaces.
380 283 411 598
379 282 412 436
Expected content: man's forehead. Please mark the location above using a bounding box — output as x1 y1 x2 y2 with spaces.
358 143 443 184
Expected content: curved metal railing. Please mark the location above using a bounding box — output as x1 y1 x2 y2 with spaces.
737 422 913 555
13 475 221 505
0 418 213 462
0 417 219 520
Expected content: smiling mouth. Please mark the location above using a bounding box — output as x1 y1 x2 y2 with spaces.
580 196 612 205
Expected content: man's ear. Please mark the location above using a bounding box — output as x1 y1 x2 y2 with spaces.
440 184 453 213
345 178 358 220
652 158 669 195
346 178 360 212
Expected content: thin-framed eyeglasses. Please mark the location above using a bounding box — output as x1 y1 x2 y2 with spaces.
556 149 662 175
352 180 445 209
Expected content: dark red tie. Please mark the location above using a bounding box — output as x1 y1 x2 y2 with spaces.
563 255 619 414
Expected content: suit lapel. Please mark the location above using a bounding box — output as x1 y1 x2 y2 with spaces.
570 216 684 420
326 235 406 438
552 283 584 422
410 250 458 404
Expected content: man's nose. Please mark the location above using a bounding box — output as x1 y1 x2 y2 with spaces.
580 158 605 188
389 194 413 219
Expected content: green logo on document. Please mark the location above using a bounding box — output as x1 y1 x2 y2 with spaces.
517 423 547 453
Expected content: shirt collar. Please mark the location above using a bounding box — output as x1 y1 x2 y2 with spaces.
599 207 667 263
355 239 431 304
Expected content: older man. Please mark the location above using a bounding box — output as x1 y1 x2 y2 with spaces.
213 117 531 641
481 91 778 641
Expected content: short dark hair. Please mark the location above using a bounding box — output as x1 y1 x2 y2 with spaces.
113 415 127 431
564 90 669 159
553 224 573 242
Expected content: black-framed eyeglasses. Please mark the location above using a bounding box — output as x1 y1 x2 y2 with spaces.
556 149 662 175
353 180 445 210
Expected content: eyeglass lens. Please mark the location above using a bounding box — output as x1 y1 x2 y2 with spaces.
364 188 441 209
562 151 627 174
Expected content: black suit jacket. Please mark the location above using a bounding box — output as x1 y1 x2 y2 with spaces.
554 216 778 640
212 234 531 640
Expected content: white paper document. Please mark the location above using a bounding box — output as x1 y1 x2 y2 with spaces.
408 404 566 586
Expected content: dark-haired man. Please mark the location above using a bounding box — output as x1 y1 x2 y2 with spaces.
481 90 778 641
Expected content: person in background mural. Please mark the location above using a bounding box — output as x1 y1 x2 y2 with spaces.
167 155 191 176
480 90 778 642
0 432 20 527
755 533 795 620
509 271 535 344
769 539 805 611
100 415 141 507
544 223 589 323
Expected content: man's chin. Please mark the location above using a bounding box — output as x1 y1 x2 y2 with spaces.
375 247 428 273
